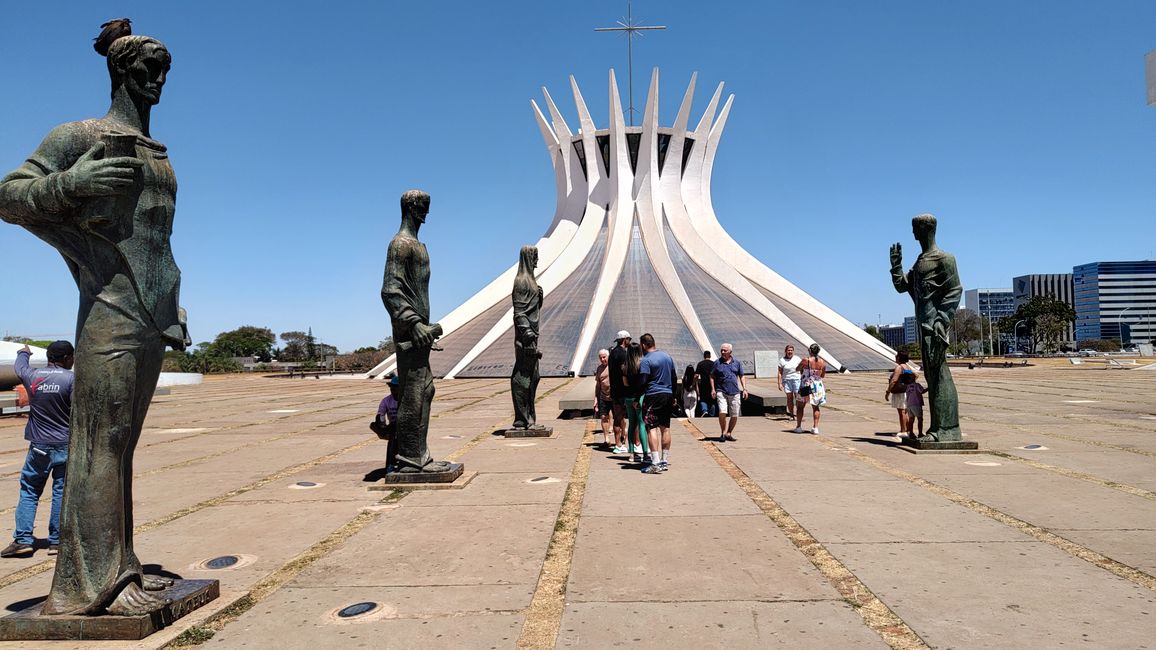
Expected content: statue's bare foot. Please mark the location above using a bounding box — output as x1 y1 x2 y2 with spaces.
107 582 170 616
142 574 175 591
421 460 454 473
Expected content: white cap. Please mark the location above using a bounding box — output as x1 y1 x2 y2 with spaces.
616 330 631 340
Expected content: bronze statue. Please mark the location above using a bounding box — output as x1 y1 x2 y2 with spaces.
0 26 187 615
381 190 452 473
510 245 543 429
890 214 962 442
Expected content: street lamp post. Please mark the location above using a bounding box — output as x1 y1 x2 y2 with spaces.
1014 319 1027 353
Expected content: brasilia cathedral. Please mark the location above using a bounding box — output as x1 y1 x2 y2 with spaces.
368 69 896 380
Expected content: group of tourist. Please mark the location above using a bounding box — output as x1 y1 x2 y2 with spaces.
593 333 833 474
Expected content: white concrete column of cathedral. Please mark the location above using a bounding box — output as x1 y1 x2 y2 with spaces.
366 68 896 380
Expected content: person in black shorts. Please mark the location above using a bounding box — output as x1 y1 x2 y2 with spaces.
638 333 677 473
694 351 716 417
607 331 631 454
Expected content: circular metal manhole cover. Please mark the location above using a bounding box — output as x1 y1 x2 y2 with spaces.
337 602 379 618
204 555 239 569
192 553 256 571
1020 444 1048 450
289 481 326 490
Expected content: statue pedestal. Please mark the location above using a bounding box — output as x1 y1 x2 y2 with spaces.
499 426 553 438
0 579 218 641
369 463 474 491
899 438 980 454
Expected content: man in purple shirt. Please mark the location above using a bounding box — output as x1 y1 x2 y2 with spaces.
2 342 74 558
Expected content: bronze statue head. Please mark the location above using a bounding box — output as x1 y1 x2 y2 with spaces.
400 189 431 224
105 35 170 104
911 213 937 245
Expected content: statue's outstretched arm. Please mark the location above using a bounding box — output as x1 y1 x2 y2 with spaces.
889 242 909 293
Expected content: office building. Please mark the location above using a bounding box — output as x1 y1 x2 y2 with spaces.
903 316 917 345
1013 274 1075 348
879 325 905 349
1073 261 1156 345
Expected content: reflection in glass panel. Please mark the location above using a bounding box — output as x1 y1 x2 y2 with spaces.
664 222 805 372
580 217 700 375
458 220 609 377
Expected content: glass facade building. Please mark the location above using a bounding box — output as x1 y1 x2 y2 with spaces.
1012 273 1075 349
1073 261 1156 345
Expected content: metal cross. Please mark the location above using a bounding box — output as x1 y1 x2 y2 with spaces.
595 1 666 126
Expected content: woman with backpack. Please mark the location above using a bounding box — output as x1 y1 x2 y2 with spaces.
793 344 828 434
884 351 919 435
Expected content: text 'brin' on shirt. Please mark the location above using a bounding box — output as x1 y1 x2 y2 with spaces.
15 350 73 445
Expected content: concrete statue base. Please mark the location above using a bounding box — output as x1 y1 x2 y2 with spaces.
500 426 553 438
0 579 219 641
899 438 981 454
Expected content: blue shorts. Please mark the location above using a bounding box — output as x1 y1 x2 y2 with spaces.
782 377 801 394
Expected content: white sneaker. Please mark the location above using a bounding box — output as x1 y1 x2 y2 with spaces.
811 427 819 435
791 427 803 433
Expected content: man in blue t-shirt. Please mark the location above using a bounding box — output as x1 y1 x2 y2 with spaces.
710 343 747 442
2 342 74 558
638 333 676 473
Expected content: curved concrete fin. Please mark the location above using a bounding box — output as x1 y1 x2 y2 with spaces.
661 72 697 183
570 75 597 135
693 82 725 138
531 100 560 156
542 87 574 140
567 70 637 373
634 67 660 199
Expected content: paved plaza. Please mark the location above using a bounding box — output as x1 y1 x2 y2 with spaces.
0 365 1152 648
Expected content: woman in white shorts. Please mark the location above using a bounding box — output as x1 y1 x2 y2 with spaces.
777 344 802 418
884 351 919 435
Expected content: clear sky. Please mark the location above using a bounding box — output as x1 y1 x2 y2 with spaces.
2 1 1153 351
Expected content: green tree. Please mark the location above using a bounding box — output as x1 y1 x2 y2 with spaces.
1077 338 1120 353
950 309 981 352
212 326 276 361
863 325 883 341
279 330 312 362
998 296 1076 353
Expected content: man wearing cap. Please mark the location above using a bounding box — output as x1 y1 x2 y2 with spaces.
2 342 74 558
375 375 402 470
608 331 631 454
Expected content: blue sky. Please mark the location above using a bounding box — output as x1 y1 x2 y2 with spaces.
2 1 1153 351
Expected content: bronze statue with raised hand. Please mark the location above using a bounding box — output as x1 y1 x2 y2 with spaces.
890 214 962 442
381 190 452 474
0 22 187 616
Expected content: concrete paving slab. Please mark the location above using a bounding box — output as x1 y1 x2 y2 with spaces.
753 479 1027 544
567 515 836 603
1052 528 1156 575
997 449 1156 486
207 604 524 650
401 472 569 507
458 448 579 473
926 471 1156 532
719 446 896 481
557 600 888 649
582 467 760 517
294 504 556 588
828 540 1156 649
